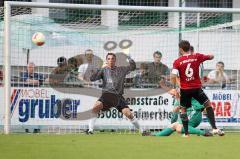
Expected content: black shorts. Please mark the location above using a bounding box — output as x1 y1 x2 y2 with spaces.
180 88 209 108
98 93 129 112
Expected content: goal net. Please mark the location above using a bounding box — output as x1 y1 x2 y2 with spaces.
1 1 240 134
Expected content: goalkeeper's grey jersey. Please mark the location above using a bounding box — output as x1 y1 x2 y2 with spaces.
90 59 136 95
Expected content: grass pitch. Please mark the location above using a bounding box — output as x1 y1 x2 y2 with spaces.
0 133 240 159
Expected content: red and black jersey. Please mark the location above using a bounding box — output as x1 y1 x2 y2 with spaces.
172 53 211 89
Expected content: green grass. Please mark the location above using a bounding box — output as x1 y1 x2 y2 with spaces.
0 133 240 159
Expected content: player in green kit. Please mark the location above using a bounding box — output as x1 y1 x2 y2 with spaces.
142 75 212 137
143 96 212 137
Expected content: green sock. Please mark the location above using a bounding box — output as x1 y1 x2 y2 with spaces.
153 128 175 136
181 126 204 135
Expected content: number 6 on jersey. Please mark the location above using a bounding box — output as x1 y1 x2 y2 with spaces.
185 63 193 78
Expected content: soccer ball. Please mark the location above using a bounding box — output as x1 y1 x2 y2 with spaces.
32 32 45 46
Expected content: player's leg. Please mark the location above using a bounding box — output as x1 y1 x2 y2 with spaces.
153 128 175 136
186 126 204 135
143 105 179 137
179 89 192 136
205 101 224 136
152 122 177 136
175 122 212 136
177 125 211 136
176 108 212 136
171 101 180 123
152 103 180 136
121 107 140 130
180 107 189 136
87 100 103 134
177 105 211 136
159 82 180 123
193 88 224 136
142 123 177 136
117 96 141 131
192 89 214 128
87 92 119 134
176 119 200 135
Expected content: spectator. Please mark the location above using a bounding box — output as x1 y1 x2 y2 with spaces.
147 51 170 84
133 63 148 88
207 61 230 85
47 56 69 85
66 57 79 82
68 57 78 74
52 56 68 74
78 49 100 82
0 69 3 86
20 62 44 87
57 56 67 67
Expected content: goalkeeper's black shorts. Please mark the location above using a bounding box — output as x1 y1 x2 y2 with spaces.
98 93 129 112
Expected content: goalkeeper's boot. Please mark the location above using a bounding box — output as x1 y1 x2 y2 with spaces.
212 129 225 136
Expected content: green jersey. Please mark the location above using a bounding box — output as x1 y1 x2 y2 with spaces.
173 98 204 127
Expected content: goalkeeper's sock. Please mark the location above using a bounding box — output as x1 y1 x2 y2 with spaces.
181 126 204 135
131 117 141 131
153 128 175 136
171 112 179 123
206 106 217 129
88 117 97 132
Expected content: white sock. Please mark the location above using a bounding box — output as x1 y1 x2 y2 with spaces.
88 117 97 132
130 117 141 131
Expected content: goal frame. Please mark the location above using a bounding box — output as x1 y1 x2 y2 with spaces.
4 1 240 134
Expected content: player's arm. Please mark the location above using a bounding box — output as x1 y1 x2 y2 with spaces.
121 48 136 72
170 72 178 85
127 56 136 71
223 72 230 83
176 76 180 86
120 56 136 75
207 53 214 60
159 79 172 92
170 61 179 85
198 53 214 62
159 79 175 95
159 79 180 100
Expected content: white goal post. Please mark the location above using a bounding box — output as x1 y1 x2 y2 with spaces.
3 1 240 134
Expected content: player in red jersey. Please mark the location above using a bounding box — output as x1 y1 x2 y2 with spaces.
171 40 224 137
